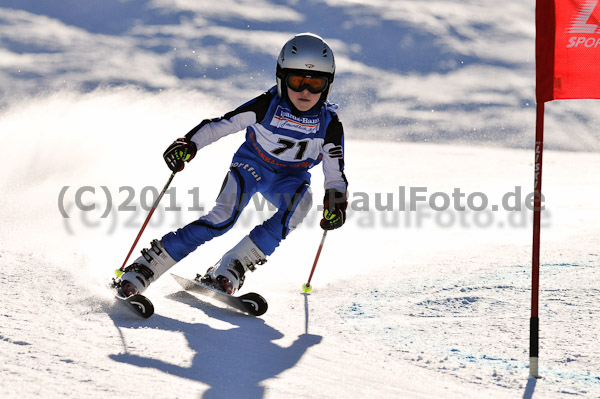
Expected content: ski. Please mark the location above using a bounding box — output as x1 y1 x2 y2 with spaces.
115 293 154 318
109 279 154 318
170 273 268 316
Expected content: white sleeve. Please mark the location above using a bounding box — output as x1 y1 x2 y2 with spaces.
322 115 348 194
184 90 274 150
190 111 256 150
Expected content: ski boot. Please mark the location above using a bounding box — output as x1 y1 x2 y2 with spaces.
197 236 266 295
115 239 177 297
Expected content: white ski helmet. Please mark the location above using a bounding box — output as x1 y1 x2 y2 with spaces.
276 33 336 101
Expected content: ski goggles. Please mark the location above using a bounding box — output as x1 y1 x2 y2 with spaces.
286 74 329 94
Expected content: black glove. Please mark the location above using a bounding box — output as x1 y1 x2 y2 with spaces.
320 189 347 230
163 138 197 172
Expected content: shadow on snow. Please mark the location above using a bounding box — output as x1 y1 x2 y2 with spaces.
108 290 322 399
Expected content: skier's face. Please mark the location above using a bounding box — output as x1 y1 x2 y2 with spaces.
287 87 320 112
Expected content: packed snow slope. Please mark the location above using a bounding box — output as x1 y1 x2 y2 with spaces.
1 89 600 399
1 1 600 398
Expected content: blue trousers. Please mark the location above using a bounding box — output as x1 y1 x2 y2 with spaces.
162 151 313 262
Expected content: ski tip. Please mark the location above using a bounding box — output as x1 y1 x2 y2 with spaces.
126 294 154 318
170 273 268 316
240 292 268 316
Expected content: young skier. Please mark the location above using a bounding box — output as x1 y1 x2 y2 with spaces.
117 32 348 296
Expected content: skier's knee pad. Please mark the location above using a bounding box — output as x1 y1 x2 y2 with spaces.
287 186 312 231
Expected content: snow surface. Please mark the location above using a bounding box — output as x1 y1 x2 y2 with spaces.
1 1 600 398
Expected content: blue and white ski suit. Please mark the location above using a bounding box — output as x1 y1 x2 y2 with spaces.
161 86 348 261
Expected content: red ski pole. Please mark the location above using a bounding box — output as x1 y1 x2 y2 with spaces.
116 171 176 275
302 230 328 293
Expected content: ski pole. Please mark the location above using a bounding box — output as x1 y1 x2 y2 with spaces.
302 230 328 293
118 171 176 273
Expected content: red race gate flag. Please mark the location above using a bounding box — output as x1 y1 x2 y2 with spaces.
537 0 600 102
532 0 600 379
